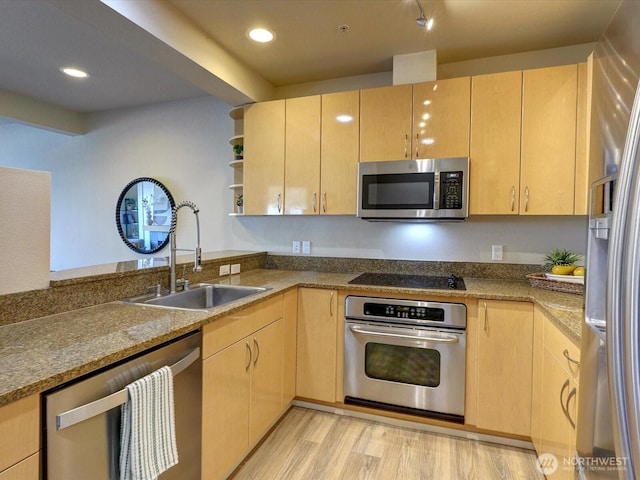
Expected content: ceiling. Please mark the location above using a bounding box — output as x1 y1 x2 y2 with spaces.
0 0 622 116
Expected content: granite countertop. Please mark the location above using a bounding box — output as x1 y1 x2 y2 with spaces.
0 268 584 408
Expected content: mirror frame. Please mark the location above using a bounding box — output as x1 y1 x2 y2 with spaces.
115 177 175 254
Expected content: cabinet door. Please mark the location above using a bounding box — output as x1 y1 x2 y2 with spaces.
476 300 533 436
413 76 471 159
530 306 545 453
244 100 285 215
321 90 360 214
283 289 298 406
0 395 39 474
296 288 338 402
249 319 284 444
521 65 578 215
202 340 251 480
285 96 321 215
470 71 522 214
360 84 413 162
0 454 39 480
539 347 576 480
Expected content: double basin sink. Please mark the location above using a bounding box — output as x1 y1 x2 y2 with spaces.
122 283 270 311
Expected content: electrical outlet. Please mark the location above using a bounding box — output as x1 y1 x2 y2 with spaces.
491 245 503 261
302 241 311 255
219 264 231 275
292 241 301 254
231 263 241 274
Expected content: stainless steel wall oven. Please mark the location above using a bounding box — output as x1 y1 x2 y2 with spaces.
344 296 466 423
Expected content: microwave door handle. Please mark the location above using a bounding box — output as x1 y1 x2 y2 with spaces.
433 172 440 209
348 325 459 344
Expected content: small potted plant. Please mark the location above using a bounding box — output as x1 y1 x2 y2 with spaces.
236 194 243 214
543 248 581 275
233 144 243 160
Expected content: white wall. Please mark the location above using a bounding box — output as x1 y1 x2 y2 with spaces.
0 95 587 271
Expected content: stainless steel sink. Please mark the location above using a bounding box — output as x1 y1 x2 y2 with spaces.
122 283 270 310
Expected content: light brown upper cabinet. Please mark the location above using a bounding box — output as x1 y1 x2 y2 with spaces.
470 71 523 215
244 100 285 215
320 91 360 214
575 60 593 215
284 96 321 215
360 84 413 162
413 77 471 159
521 64 578 215
284 92 359 215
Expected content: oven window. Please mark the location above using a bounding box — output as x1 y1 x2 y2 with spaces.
364 342 441 387
362 172 434 209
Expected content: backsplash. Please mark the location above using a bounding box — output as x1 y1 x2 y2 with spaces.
265 255 543 280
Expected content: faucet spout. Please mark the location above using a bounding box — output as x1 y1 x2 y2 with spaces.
170 201 202 293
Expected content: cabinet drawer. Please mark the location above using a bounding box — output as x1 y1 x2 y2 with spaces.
203 295 283 358
0 453 39 480
543 315 581 380
0 395 39 473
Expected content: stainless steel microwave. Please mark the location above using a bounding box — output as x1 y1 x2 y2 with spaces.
357 157 469 221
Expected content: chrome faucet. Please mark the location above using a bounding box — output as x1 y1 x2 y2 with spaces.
169 200 202 293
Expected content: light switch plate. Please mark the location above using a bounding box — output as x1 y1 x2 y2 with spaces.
231 263 241 274
302 241 311 255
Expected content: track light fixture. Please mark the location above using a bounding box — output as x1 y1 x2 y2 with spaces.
415 0 434 30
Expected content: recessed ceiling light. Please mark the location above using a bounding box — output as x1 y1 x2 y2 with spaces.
60 67 89 78
336 114 353 123
248 28 274 43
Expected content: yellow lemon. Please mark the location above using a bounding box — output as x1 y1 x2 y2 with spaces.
551 265 576 275
573 267 585 276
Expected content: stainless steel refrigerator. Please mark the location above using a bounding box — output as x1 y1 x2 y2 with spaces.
578 1 640 479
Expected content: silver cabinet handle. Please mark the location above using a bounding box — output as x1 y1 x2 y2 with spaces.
349 325 460 344
563 349 581 366
566 387 577 429
483 302 488 332
245 341 252 372
404 134 408 158
312 192 317 213
56 347 200 430
560 378 570 421
277 193 282 213
329 291 334 317
322 192 327 213
253 338 260 366
511 186 516 212
525 186 529 212
415 133 420 158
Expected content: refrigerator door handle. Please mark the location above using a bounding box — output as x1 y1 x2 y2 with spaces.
55 347 201 431
607 77 640 479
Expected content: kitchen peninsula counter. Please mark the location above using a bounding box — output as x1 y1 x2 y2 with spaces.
0 268 583 408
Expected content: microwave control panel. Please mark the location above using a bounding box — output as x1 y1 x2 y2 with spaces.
439 171 463 209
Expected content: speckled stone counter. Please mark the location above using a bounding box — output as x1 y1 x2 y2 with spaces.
0 268 584 408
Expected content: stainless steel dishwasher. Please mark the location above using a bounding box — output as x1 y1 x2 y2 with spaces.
44 331 201 480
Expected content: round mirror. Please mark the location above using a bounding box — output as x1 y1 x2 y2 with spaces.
115 177 175 254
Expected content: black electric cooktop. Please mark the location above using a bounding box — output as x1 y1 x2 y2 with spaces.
348 272 466 291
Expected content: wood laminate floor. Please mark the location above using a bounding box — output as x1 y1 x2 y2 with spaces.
231 407 545 480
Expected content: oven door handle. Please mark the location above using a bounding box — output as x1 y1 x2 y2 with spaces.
348 325 460 344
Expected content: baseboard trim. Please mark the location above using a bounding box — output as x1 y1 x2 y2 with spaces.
292 399 535 451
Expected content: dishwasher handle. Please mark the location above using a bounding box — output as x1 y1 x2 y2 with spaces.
56 347 200 431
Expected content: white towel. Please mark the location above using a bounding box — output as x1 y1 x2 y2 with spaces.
120 366 179 480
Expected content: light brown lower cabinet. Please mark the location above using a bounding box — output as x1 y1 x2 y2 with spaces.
475 300 533 436
531 305 580 480
201 296 287 480
0 454 39 480
296 288 338 403
0 394 39 479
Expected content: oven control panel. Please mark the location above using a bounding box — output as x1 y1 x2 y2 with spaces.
364 303 444 321
346 296 467 329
